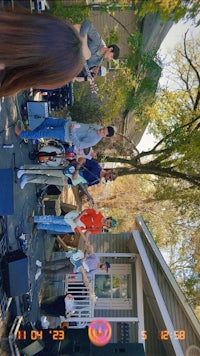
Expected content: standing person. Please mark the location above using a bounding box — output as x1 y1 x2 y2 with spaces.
40 293 75 318
28 208 117 235
35 239 111 281
15 117 115 149
80 20 120 69
0 10 86 97
17 161 117 189
69 157 117 186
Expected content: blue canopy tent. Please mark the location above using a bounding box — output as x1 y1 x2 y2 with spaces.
0 169 14 215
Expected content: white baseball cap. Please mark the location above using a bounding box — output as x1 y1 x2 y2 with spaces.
99 66 107 76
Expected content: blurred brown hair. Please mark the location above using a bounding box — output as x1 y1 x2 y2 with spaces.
0 10 85 97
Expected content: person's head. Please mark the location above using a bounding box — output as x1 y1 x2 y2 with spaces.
100 261 110 272
97 126 115 138
104 217 117 229
103 45 120 60
0 10 85 97
104 169 118 182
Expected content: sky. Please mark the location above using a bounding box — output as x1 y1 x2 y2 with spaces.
136 17 200 152
158 17 200 89
159 17 200 55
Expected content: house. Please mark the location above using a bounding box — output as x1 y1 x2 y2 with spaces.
63 215 200 356
4 213 199 355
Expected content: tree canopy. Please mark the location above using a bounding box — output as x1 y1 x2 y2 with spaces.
107 33 200 188
134 0 200 23
52 0 200 25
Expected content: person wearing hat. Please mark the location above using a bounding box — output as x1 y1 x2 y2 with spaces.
28 208 117 236
35 238 111 281
79 20 120 68
18 159 117 193
15 118 114 150
99 66 107 76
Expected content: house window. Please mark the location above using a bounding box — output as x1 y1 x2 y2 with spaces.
94 264 132 310
95 274 130 299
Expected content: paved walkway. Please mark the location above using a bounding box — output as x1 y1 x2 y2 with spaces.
0 92 66 331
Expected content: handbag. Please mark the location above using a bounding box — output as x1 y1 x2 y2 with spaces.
69 252 89 273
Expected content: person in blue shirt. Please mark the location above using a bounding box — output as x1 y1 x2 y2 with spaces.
71 157 116 186
17 159 117 191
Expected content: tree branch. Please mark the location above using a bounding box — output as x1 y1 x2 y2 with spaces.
107 11 132 37
113 164 200 187
183 30 200 110
141 115 200 155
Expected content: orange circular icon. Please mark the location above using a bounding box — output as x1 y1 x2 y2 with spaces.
88 319 112 347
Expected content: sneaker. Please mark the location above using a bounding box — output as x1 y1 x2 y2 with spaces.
36 260 42 267
20 175 28 189
41 316 50 329
35 268 41 281
17 166 25 179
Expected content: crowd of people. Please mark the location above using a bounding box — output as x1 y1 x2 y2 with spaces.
0 8 120 319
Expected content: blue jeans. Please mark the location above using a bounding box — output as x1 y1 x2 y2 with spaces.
20 117 68 141
34 215 73 233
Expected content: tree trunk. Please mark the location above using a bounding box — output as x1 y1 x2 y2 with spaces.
114 164 200 187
